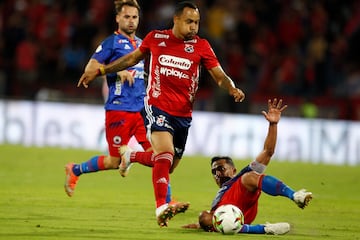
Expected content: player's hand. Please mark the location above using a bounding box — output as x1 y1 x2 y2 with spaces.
230 88 245 102
261 98 287 124
77 69 98 88
117 70 135 86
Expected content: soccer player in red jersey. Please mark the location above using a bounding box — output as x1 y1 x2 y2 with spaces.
183 98 313 235
78 1 245 227
65 0 188 217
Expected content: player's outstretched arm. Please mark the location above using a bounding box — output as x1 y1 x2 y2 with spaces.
182 210 215 232
77 59 104 88
208 66 245 102
77 49 145 88
255 98 287 166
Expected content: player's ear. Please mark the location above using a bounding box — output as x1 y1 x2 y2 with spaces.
233 167 237 174
173 15 179 24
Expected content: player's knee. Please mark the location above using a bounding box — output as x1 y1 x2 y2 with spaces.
242 171 261 192
154 152 174 169
104 156 120 169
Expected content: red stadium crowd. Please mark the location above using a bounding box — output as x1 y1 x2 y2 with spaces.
1 0 360 119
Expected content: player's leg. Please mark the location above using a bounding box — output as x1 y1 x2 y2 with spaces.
140 106 190 226
151 131 175 227
169 118 189 174
167 120 190 213
121 115 155 169
118 145 177 206
65 155 120 197
141 105 175 223
240 223 290 235
64 110 127 197
133 114 184 208
241 172 312 209
197 210 289 234
260 174 312 209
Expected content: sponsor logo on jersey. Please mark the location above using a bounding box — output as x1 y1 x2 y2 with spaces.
154 33 169 39
160 67 189 79
126 69 144 78
124 44 131 49
158 55 192 70
118 39 129 44
152 65 161 98
184 44 194 53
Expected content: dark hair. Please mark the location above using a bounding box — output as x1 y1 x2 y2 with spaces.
114 0 140 14
210 156 235 167
174 1 198 16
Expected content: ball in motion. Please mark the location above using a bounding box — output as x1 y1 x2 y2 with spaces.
212 204 244 234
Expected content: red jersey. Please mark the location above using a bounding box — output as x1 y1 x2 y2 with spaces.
139 29 220 117
216 175 264 224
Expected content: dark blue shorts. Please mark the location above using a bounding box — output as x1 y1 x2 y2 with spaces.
141 106 192 159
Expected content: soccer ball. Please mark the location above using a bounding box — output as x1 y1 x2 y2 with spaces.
212 204 244 235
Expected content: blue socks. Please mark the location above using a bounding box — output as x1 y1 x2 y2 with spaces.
71 156 175 203
166 183 172 203
72 156 106 176
240 224 265 234
261 175 295 200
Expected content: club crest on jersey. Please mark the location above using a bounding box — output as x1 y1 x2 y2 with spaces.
184 44 194 53
113 135 122 145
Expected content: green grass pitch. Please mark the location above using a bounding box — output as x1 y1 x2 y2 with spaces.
0 144 359 239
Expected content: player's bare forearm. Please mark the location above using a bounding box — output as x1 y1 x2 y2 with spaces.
84 59 99 71
104 56 131 74
217 74 235 89
209 66 245 102
103 49 144 75
77 59 103 88
181 223 201 229
78 50 144 88
263 123 277 156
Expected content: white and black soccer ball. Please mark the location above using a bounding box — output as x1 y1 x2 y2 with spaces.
212 204 244 235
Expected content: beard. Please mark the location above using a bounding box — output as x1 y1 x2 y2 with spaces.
120 24 137 36
219 176 232 186
184 31 196 41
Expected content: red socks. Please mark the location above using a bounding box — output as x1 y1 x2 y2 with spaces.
152 152 173 208
131 151 154 167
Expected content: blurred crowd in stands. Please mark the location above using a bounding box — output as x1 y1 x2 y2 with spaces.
1 0 360 120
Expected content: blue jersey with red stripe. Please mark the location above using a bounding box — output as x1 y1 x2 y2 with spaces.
92 32 145 112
